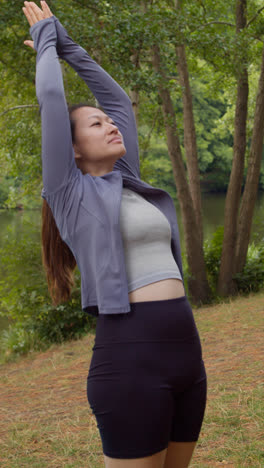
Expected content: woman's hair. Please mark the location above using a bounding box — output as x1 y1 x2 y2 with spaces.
42 200 77 305
68 102 103 143
41 102 96 305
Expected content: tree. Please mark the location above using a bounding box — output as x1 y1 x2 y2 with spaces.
235 43 264 272
217 0 249 295
218 0 264 294
152 42 211 303
175 0 203 245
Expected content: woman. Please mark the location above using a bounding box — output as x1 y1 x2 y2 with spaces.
22 2 207 467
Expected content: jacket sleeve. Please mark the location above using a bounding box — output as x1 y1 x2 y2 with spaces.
54 16 140 180
30 17 78 195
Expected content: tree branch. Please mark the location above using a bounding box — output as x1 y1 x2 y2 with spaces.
0 105 39 117
250 34 264 44
247 6 264 28
71 0 100 13
194 21 236 32
199 0 207 18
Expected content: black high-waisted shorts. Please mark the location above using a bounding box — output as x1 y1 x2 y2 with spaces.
87 296 207 459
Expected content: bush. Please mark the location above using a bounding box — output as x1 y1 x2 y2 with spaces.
0 324 45 361
204 227 264 294
234 242 264 293
0 177 11 207
0 228 96 359
204 226 224 293
0 288 96 360
29 288 97 344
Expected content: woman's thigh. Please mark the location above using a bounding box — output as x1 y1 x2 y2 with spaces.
87 366 174 459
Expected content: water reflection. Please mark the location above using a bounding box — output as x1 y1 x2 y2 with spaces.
173 192 264 245
0 210 41 247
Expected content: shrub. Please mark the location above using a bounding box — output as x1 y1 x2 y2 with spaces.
204 226 264 294
0 177 11 207
234 242 264 293
0 324 45 361
203 226 224 293
0 228 96 358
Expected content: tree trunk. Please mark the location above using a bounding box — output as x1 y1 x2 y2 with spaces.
175 0 203 244
176 44 203 244
152 45 211 304
234 43 264 272
217 0 248 296
130 51 140 127
129 0 146 126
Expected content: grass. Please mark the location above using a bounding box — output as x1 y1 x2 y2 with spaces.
0 292 264 467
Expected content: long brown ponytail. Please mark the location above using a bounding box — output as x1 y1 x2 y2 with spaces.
41 102 96 305
41 199 76 305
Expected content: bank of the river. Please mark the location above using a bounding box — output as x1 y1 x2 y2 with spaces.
0 291 263 467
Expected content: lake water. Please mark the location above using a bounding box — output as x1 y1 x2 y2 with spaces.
0 192 264 331
178 192 264 243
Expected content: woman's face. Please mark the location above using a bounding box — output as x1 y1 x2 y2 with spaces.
71 106 126 176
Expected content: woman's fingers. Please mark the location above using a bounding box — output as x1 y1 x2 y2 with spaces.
22 2 52 50
22 2 44 26
28 2 44 23
24 40 35 50
22 1 53 27
22 2 52 51
41 1 53 18
24 2 38 25
22 6 34 27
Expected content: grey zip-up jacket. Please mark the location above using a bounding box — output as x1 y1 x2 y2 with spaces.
30 16 183 316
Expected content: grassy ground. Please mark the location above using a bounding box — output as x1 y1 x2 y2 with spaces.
0 292 263 468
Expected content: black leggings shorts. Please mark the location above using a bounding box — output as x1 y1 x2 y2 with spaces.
87 296 207 459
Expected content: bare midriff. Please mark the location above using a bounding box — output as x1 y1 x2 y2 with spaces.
128 278 185 303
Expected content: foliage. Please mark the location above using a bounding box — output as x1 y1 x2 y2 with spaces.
0 228 96 357
0 294 96 359
204 227 264 294
0 323 44 358
234 242 264 293
1 0 264 209
204 226 224 292
0 176 11 207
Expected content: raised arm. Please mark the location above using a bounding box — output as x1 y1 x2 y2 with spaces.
53 16 140 180
25 10 78 194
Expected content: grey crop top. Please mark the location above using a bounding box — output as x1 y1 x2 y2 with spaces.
120 187 182 292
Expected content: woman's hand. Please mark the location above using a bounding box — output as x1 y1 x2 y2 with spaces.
23 1 53 50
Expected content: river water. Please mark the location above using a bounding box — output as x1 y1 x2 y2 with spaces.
0 192 264 331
